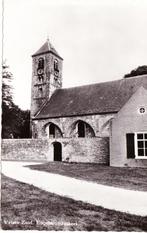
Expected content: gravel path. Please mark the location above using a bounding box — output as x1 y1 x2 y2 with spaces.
2 161 147 216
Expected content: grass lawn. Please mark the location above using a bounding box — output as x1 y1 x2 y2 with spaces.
27 162 147 191
1 174 147 231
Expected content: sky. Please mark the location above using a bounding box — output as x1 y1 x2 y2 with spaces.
3 0 147 110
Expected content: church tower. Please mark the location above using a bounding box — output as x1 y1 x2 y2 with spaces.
31 39 63 118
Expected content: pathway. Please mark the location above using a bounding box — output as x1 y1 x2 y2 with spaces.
2 161 147 216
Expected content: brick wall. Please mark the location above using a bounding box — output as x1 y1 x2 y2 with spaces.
2 137 109 164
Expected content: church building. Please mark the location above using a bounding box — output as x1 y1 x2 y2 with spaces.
31 39 147 167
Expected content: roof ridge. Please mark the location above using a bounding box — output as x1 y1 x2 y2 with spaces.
60 74 147 91
61 79 122 91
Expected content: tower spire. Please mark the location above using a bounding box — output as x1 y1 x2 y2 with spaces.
47 35 50 42
47 35 51 50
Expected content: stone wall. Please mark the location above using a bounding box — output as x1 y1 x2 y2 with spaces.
32 113 114 139
48 137 109 164
1 139 49 161
2 137 109 164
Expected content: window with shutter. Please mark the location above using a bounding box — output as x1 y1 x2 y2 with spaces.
135 133 147 159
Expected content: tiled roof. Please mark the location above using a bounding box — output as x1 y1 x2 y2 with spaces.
32 40 63 59
34 75 147 119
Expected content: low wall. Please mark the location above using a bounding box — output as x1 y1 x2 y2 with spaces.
2 137 109 164
1 139 49 161
52 137 109 164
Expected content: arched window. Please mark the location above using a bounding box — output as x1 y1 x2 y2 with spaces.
38 86 43 96
38 74 44 83
54 59 59 71
38 58 44 69
75 120 95 138
78 121 85 137
48 123 62 138
49 123 55 138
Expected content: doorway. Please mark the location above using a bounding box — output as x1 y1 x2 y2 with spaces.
53 142 62 161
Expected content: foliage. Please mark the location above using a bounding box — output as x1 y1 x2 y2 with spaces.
2 62 13 106
2 62 31 138
2 103 31 138
124 65 147 78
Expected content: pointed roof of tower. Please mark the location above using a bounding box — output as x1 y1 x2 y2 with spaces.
32 39 63 59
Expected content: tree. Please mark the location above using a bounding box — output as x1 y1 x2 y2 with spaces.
16 109 30 138
2 62 13 105
2 62 31 138
124 65 147 78
2 62 14 138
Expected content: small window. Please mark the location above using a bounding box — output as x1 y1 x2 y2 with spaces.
38 86 43 91
49 124 55 138
38 75 44 83
38 58 44 69
139 107 145 114
78 121 85 137
38 86 43 97
135 132 147 159
54 59 59 71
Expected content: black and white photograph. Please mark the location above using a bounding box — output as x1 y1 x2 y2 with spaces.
1 0 147 231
